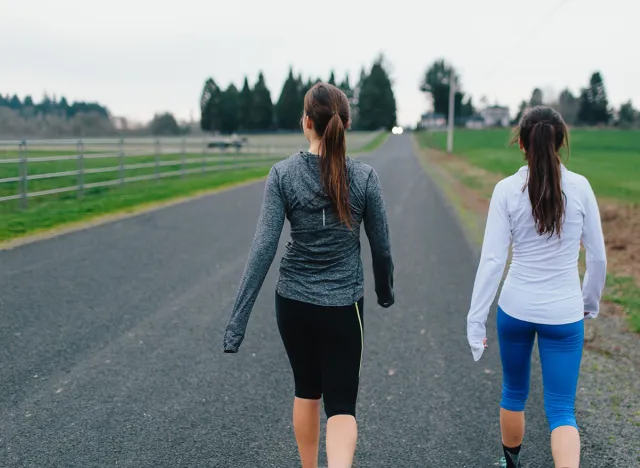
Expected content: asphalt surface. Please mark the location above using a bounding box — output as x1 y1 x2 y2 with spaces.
0 135 599 467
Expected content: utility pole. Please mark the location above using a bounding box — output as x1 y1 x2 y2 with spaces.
446 67 456 154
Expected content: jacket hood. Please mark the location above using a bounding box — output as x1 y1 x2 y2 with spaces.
293 151 334 210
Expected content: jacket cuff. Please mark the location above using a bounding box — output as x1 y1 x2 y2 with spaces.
223 334 241 353
377 294 394 308
470 343 485 361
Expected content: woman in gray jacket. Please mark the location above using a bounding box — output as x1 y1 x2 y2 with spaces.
224 82 394 468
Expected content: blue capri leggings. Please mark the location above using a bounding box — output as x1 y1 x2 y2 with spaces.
497 307 584 432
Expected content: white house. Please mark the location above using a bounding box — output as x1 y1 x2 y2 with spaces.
482 106 510 127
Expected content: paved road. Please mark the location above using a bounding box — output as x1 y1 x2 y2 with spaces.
1 135 579 467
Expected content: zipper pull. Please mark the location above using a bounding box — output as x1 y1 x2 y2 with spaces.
323 208 326 226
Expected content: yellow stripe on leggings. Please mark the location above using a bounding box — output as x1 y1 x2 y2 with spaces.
355 302 363 376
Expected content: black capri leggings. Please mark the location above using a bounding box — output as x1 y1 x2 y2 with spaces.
276 292 364 418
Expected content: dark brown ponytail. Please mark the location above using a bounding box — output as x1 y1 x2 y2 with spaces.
512 106 569 237
304 83 352 227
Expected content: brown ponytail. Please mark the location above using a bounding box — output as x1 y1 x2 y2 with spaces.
304 83 352 227
512 106 569 237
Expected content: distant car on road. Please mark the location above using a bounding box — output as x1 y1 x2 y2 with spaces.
207 135 248 150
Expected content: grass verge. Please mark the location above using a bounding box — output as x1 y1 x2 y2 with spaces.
352 131 389 154
0 166 271 244
604 275 640 332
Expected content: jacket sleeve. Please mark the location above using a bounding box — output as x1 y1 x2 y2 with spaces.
363 169 394 308
467 180 511 361
580 179 607 319
223 167 286 352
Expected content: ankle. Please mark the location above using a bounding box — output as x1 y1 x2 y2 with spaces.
502 443 522 468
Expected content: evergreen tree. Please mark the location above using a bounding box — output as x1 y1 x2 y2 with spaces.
530 88 544 107
339 74 354 104
219 84 241 133
23 96 35 107
302 78 314 97
458 96 474 119
37 94 53 115
328 70 337 86
618 100 637 128
251 72 274 130
238 77 253 131
276 68 303 130
9 95 21 110
350 67 368 129
150 113 181 136
556 89 578 125
200 78 222 132
357 56 397 130
296 74 306 106
578 72 611 125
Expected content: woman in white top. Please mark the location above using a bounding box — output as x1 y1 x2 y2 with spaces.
467 106 606 468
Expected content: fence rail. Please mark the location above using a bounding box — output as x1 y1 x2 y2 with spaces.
0 137 293 208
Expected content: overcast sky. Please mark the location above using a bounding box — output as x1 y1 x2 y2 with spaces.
2 0 636 126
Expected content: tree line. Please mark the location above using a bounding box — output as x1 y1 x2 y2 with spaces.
0 94 110 119
0 92 196 138
0 93 117 139
514 72 638 128
419 59 638 128
199 55 397 134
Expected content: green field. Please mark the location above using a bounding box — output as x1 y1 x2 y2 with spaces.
417 128 640 203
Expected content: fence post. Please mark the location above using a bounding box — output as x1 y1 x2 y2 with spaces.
18 141 28 209
154 138 160 181
201 136 206 174
118 137 125 185
181 137 186 178
77 139 85 199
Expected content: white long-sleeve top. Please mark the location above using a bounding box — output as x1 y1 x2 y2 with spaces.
467 165 607 361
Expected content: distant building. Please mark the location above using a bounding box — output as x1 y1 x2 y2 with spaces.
419 112 447 129
482 106 510 127
465 114 485 129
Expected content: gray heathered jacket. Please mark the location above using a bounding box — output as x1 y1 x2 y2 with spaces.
223 151 394 353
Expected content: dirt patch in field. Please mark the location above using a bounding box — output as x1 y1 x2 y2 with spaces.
600 203 640 281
